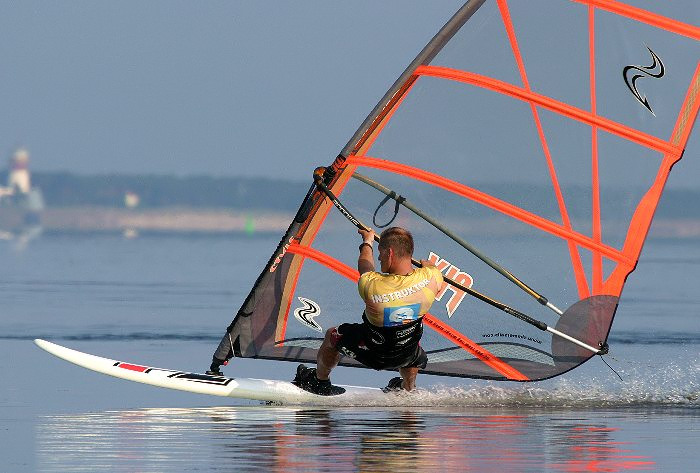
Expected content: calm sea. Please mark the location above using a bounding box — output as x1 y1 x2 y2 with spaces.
1 231 698 472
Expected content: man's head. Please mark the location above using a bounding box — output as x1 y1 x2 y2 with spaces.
377 227 414 273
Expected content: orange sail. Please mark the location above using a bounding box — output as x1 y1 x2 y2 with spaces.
216 1 699 381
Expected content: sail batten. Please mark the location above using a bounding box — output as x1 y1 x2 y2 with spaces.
414 66 682 156
573 0 700 40
347 155 634 264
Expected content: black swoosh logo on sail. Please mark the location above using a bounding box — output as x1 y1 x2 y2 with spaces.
294 297 322 332
623 46 665 116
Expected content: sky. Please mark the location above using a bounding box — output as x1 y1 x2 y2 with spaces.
0 1 697 188
0 1 464 181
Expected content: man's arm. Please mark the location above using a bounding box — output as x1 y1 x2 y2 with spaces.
358 228 375 274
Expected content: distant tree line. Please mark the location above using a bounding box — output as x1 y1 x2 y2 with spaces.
0 170 695 216
656 189 700 218
20 171 311 211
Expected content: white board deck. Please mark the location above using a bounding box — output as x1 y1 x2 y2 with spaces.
34 339 385 404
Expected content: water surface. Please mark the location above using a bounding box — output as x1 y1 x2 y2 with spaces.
1 233 698 471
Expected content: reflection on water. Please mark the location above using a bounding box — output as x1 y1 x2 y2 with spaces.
35 406 677 472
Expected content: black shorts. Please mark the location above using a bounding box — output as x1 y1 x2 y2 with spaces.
332 314 428 371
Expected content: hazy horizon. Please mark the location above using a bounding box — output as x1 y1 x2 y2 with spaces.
1 2 464 180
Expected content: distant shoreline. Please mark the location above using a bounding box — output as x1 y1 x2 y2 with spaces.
12 206 700 239
39 207 293 235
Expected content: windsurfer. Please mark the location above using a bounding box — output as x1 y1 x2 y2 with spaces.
294 226 444 395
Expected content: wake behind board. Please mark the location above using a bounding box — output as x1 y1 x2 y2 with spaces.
34 339 383 404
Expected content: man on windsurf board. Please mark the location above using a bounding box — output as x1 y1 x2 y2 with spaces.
293 226 443 395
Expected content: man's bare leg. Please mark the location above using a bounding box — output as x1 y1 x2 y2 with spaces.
316 327 341 380
399 366 419 391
